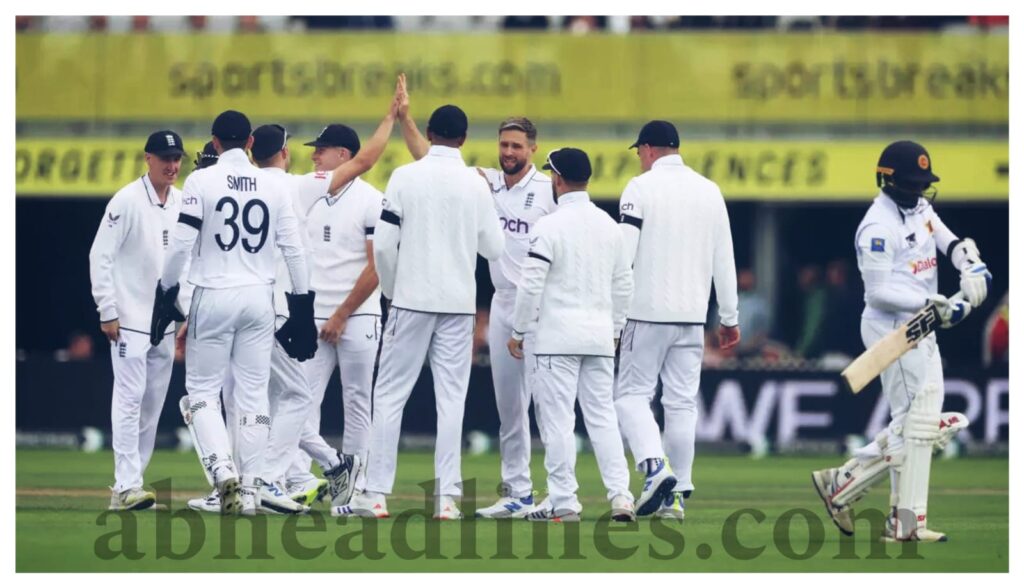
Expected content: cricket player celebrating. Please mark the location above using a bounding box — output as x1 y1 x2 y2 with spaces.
396 90 555 517
186 92 400 513
614 121 740 520
337 104 505 520
812 140 991 542
508 148 636 523
90 130 192 510
151 110 317 515
284 120 389 506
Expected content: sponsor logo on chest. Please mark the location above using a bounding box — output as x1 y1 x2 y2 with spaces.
500 216 529 234
909 257 937 274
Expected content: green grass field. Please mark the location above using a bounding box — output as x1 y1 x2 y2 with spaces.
16 448 1007 572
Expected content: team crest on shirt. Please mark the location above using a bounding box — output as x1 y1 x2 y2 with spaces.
323 225 332 242
163 229 169 249
905 233 917 246
524 192 535 209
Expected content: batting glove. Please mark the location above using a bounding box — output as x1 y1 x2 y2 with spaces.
927 293 972 329
950 238 992 307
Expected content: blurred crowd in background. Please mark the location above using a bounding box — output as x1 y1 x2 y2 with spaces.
15 15 1011 34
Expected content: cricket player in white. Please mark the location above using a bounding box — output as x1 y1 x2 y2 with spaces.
508 148 635 523
613 121 740 520
812 141 990 542
152 110 317 516
90 130 192 510
397 100 555 517
186 99 399 513
285 121 388 505
337 104 504 520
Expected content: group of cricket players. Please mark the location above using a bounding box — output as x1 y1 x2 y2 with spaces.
89 74 992 541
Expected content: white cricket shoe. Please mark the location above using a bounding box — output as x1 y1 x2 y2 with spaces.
213 464 243 516
654 492 685 520
526 496 582 522
635 458 677 516
240 485 257 516
287 478 328 506
434 495 463 520
811 468 854 536
187 489 221 513
475 494 537 519
259 480 309 514
108 487 156 511
882 516 948 543
332 491 389 518
324 453 362 507
610 494 636 522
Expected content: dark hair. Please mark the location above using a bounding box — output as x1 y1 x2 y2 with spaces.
218 138 248 152
499 117 538 143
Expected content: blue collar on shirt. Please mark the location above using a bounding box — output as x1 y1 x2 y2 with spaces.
557 191 590 207
427 145 465 161
651 154 685 169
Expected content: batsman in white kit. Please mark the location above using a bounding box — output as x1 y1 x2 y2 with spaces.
150 110 318 515
337 104 504 520
613 121 740 520
508 148 636 523
812 140 991 542
89 130 192 510
396 100 555 517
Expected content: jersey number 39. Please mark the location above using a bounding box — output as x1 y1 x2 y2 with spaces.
214 196 269 253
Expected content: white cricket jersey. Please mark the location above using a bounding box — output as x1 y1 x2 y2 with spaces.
161 148 308 293
856 193 958 322
479 165 556 291
618 155 739 326
89 174 192 334
513 191 633 356
266 168 335 317
375 145 505 314
305 176 384 319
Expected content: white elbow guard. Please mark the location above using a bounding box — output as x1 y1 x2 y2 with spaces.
948 237 981 271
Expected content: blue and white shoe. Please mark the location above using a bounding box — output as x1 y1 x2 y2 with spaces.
654 492 685 520
325 453 362 508
258 480 309 514
635 458 677 517
475 493 537 519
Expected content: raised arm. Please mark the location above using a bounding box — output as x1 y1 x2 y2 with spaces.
326 78 401 195
395 73 430 161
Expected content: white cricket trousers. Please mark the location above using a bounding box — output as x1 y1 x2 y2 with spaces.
364 308 473 497
529 354 632 513
861 318 944 455
110 330 173 492
488 289 534 497
614 321 704 493
185 284 275 486
286 315 380 485
247 316 319 485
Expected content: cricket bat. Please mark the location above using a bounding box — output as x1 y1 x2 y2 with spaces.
841 292 964 394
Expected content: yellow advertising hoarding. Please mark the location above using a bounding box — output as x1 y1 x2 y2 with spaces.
14 138 1007 201
16 33 1008 123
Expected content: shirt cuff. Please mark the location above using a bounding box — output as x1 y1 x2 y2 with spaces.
99 305 118 322
511 330 525 342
